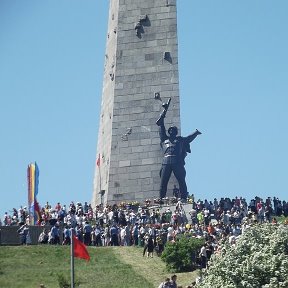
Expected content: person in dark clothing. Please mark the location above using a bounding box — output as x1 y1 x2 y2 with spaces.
113 209 119 224
146 235 155 258
83 221 92 246
110 225 119 246
94 225 102 246
132 223 139 246
155 235 164 256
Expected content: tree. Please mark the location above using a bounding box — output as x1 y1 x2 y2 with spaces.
197 224 288 288
161 235 204 272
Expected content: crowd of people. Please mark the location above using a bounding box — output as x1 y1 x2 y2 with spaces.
1 195 288 286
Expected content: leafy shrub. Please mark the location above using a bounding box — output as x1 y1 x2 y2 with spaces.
197 223 288 288
161 235 204 272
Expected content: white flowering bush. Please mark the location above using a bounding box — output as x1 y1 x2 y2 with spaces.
197 224 288 288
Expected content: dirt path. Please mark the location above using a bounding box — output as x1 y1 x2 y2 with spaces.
112 246 198 288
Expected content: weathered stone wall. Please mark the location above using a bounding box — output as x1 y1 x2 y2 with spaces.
92 0 181 206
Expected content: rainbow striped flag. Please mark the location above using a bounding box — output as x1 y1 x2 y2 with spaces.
27 162 41 225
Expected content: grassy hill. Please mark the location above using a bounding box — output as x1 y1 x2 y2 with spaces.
0 245 198 288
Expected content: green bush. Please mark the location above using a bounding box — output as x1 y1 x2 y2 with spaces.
161 236 204 272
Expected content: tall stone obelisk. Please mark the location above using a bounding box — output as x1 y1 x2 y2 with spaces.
92 0 180 206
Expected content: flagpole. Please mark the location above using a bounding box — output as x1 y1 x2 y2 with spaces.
70 229 75 288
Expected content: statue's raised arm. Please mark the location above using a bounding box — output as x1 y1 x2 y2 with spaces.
156 97 171 142
156 97 171 126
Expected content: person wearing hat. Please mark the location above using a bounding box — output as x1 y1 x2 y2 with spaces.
156 105 201 201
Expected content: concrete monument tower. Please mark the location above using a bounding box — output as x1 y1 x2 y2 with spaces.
92 0 181 206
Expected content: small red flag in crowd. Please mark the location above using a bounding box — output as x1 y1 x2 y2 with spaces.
96 153 101 167
73 236 90 261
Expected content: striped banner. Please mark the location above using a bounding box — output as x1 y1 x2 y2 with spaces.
27 162 40 225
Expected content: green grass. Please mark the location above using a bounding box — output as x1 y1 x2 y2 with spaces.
0 245 198 288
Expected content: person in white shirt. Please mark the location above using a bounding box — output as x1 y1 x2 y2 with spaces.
199 244 207 269
167 225 175 242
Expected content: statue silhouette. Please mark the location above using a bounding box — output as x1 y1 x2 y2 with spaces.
156 99 201 200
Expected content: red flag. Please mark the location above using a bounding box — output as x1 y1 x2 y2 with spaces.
96 153 100 167
73 236 90 261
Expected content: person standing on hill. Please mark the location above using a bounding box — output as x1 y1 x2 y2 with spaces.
146 235 155 258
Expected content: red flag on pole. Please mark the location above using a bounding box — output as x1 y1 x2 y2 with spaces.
96 153 101 167
73 236 90 261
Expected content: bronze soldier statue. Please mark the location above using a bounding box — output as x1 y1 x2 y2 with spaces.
156 98 201 201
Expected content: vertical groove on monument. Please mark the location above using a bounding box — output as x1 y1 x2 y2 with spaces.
92 0 180 206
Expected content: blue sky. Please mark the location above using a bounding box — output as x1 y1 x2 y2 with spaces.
0 0 287 217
